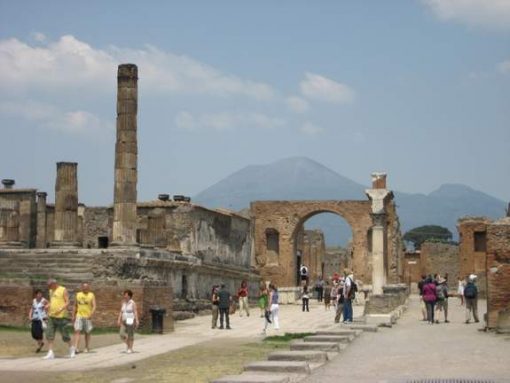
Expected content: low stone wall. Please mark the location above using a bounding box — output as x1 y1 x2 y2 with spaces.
364 284 409 315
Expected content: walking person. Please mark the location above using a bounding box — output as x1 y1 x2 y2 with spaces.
117 289 139 353
300 265 309 285
237 280 250 317
417 274 427 321
334 279 345 323
301 285 310 312
258 282 269 318
422 276 437 324
324 281 331 310
218 284 232 329
315 277 324 302
464 276 479 324
330 280 338 311
435 277 449 323
211 285 219 329
28 289 48 353
457 277 465 306
343 269 355 323
268 284 280 330
71 282 96 357
42 279 73 360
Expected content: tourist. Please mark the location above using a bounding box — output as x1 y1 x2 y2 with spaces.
218 284 232 329
422 276 437 324
117 289 139 353
71 282 96 357
237 280 250 317
300 265 309 285
301 285 310 312
324 281 331 310
211 285 219 329
269 283 280 330
457 277 465 306
435 277 449 323
258 282 269 318
261 283 272 335
343 269 355 323
330 280 338 310
315 276 324 302
43 278 72 360
464 275 479 324
417 274 427 321
334 279 345 323
28 289 48 353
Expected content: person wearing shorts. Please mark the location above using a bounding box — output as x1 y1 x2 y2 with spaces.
28 289 48 353
70 282 96 357
43 279 72 360
117 290 139 353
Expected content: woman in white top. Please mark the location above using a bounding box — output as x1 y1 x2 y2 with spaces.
117 289 139 353
457 278 465 306
28 289 48 353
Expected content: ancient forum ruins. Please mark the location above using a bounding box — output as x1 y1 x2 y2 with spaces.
0 63 414 329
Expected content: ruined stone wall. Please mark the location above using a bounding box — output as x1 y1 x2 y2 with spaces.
299 230 325 283
0 189 37 247
486 218 510 330
458 217 491 296
386 201 405 283
420 242 459 288
402 251 422 285
323 247 350 281
82 207 113 248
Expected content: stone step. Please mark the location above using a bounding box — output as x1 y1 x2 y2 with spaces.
303 335 354 343
211 373 290 383
339 323 379 332
244 361 311 374
267 350 328 363
289 340 347 352
315 329 362 337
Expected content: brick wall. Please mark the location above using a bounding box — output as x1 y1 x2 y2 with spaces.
486 218 510 330
402 251 422 284
420 242 459 289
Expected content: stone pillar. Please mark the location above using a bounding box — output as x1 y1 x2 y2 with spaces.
52 162 80 247
112 64 138 247
366 173 392 295
36 192 48 248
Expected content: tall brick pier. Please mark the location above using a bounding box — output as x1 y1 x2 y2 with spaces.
52 162 80 247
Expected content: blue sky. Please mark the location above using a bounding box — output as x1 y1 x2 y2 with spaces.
0 0 509 206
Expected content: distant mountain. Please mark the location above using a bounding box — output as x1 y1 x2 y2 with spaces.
193 157 507 246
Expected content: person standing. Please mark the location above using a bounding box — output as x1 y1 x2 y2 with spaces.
117 289 139 353
435 277 449 323
258 282 269 318
464 276 479 324
324 281 331 310
422 276 437 324
43 279 72 360
334 279 345 323
342 269 354 323
269 284 280 330
71 282 96 357
218 284 232 329
315 277 324 302
28 289 48 353
330 280 338 311
417 274 428 321
211 285 220 329
300 265 309 285
301 285 310 312
457 277 465 306
237 280 250 317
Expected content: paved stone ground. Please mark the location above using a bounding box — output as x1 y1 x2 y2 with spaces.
303 296 510 383
0 300 360 372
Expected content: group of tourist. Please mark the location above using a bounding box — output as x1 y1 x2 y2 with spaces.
29 278 139 359
418 273 479 324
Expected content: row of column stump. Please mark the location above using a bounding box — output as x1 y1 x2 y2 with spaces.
212 323 379 383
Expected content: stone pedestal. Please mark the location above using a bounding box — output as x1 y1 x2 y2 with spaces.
36 192 47 248
0 200 22 247
51 162 80 248
112 63 138 247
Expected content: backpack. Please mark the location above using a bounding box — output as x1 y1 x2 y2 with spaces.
348 278 358 299
464 283 476 299
436 285 445 301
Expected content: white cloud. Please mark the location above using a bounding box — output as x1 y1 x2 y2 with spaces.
285 96 309 113
497 59 510 74
299 122 324 136
0 100 113 136
175 111 286 132
0 35 276 100
300 73 354 104
423 0 510 29
31 32 47 43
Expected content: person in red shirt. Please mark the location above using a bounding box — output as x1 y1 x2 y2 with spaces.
237 280 250 317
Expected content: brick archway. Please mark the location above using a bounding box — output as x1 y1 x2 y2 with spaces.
251 200 374 287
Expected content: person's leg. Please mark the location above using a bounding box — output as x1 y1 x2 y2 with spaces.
444 300 449 322
426 302 432 323
431 302 435 323
348 300 353 321
421 298 427 320
219 308 225 328
302 298 305 312
306 298 309 312
212 306 218 328
244 297 250 316
271 305 279 329
465 299 472 322
473 299 479 322
226 309 231 329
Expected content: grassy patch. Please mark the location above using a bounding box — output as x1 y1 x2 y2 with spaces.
263 332 314 343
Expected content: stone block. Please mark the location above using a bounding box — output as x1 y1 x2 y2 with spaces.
289 340 344 352
304 335 353 343
339 323 379 332
244 361 311 374
211 374 290 383
315 329 362 337
267 350 328 363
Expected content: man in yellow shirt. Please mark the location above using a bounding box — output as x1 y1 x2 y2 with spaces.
71 282 96 357
43 278 72 360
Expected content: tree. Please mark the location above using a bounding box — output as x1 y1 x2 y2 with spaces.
403 225 452 250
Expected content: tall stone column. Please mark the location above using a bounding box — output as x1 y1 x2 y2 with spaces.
112 64 138 246
366 173 392 295
52 162 80 247
36 192 48 248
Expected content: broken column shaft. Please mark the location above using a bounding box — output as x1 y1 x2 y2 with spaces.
36 192 47 248
52 162 80 247
112 63 138 246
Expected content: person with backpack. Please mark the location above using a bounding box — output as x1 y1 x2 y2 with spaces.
417 274 427 321
301 285 310 312
334 279 345 323
342 269 355 323
463 275 479 324
422 276 437 324
435 277 449 323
